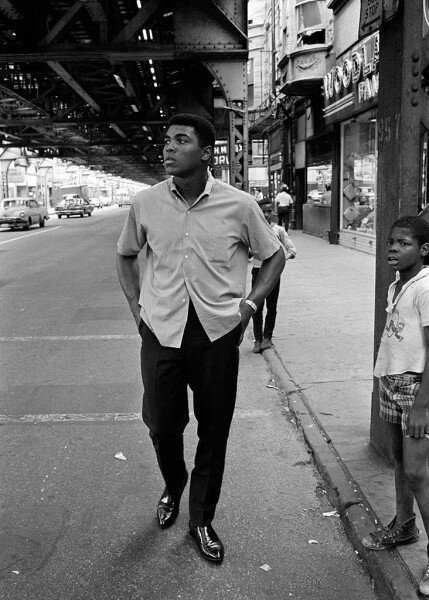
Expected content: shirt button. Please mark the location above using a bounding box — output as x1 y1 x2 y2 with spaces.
185 255 188 259
185 232 189 236
182 299 186 303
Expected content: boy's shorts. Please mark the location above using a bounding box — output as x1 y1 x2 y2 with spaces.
379 373 422 434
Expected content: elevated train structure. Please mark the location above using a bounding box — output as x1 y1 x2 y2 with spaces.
0 0 249 187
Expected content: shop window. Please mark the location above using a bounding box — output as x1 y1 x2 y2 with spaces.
340 114 377 234
295 0 326 47
307 165 332 205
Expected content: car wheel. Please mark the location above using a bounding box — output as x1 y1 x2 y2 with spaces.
80 212 84 217
67 215 70 218
58 214 62 219
88 211 92 217
39 217 45 227
23 219 30 231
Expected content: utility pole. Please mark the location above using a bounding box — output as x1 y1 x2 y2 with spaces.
371 0 424 459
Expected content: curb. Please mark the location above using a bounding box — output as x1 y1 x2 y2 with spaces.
263 346 420 600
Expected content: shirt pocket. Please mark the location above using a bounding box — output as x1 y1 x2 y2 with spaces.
207 235 229 265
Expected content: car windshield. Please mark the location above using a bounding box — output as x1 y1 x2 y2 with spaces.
2 199 27 208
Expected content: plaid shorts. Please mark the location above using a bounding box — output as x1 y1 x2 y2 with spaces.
379 373 422 433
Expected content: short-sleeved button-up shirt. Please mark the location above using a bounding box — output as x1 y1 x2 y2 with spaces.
117 173 281 348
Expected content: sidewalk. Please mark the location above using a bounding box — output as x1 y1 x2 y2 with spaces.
259 231 426 599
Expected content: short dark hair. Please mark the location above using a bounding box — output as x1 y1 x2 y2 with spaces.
168 113 216 148
390 215 429 245
259 200 273 209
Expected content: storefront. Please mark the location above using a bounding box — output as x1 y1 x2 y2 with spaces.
303 131 333 239
323 30 379 254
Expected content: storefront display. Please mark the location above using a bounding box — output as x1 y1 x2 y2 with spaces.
340 113 377 235
322 29 379 253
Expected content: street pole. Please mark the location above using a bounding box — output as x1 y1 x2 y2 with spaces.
370 0 424 460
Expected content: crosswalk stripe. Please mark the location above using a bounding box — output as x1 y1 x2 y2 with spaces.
0 334 140 342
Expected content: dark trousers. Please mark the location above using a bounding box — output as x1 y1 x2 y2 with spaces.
251 267 281 341
139 304 241 526
277 206 290 230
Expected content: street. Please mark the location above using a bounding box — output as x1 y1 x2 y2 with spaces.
0 209 378 600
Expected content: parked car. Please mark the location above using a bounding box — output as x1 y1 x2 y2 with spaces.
55 194 94 218
0 197 49 230
89 197 102 209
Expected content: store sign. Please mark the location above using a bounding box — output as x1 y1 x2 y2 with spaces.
323 32 379 123
359 0 382 38
8 166 25 183
213 140 243 167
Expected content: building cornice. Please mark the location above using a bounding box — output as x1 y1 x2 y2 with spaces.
327 0 349 13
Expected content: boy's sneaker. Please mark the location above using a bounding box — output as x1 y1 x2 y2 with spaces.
252 340 262 353
362 514 419 550
260 336 273 351
419 545 429 596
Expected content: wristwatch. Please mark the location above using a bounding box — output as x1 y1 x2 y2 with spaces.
244 299 257 312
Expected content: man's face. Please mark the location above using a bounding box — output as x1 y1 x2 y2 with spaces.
163 124 210 177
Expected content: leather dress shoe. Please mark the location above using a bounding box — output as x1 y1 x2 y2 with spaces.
189 521 224 563
156 473 188 529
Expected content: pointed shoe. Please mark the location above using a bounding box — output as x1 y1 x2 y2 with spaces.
156 472 188 529
189 521 224 563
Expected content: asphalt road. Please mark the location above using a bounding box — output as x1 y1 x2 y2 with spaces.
0 208 379 600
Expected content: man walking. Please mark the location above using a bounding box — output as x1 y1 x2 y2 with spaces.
274 184 294 230
116 113 285 564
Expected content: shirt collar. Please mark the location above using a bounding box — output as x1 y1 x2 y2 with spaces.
169 172 215 206
386 266 429 313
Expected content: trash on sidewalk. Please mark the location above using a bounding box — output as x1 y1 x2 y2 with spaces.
115 451 127 461
260 564 272 571
308 539 318 544
266 378 278 390
323 510 339 517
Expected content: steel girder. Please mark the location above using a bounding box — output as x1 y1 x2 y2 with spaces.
0 0 248 186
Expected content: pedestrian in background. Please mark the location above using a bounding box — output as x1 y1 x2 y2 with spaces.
362 216 429 597
116 113 285 564
274 184 294 230
252 199 296 353
253 187 263 202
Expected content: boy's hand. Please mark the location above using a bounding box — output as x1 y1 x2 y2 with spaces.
407 405 429 438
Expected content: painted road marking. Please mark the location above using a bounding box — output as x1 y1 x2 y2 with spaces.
0 409 269 425
1 334 140 342
0 412 142 424
0 226 63 245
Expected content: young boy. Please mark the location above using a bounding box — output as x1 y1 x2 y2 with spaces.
362 216 429 595
251 200 296 353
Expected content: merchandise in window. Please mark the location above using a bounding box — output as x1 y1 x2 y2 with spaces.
340 114 377 234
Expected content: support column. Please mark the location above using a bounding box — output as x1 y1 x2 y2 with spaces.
370 0 424 460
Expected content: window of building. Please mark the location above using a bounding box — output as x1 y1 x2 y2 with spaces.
295 0 325 47
340 113 377 234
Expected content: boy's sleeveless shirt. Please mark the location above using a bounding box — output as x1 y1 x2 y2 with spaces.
374 267 429 377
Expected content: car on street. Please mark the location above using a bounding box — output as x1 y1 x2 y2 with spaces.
55 194 94 218
89 197 102 209
0 197 49 230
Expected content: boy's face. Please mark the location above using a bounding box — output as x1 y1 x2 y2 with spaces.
387 227 429 272
261 206 273 223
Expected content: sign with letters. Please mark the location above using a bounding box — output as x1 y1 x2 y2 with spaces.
359 0 382 38
323 31 379 124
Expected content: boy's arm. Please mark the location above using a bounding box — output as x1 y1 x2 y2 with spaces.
407 325 429 437
279 229 297 260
